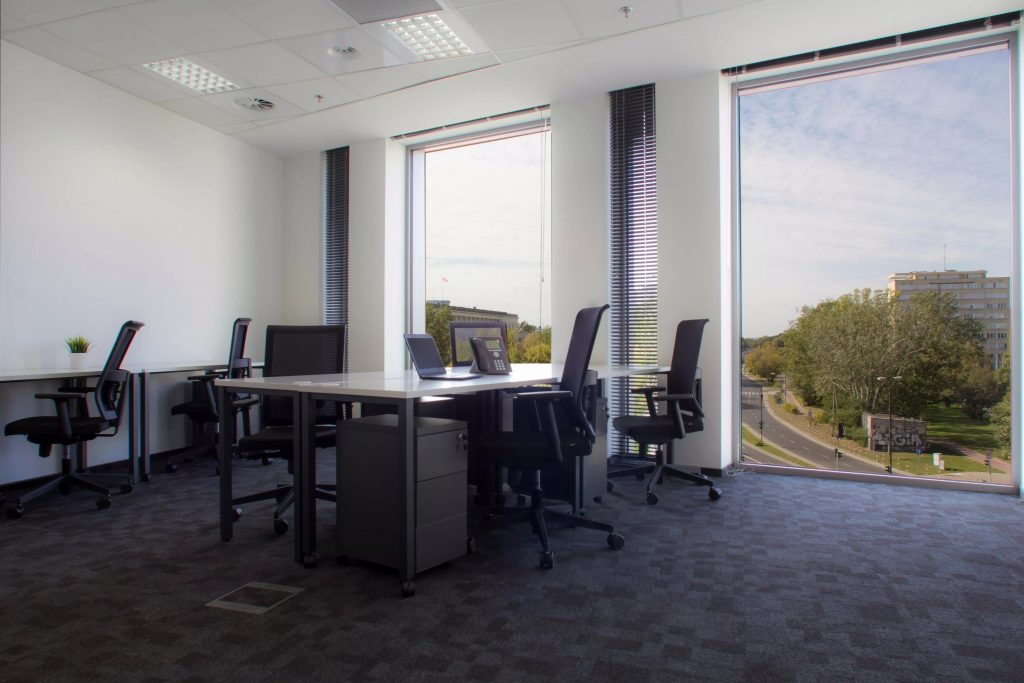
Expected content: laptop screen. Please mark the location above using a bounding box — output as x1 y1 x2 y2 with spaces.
404 334 445 374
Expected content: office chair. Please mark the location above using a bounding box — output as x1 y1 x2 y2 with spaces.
232 324 345 535
607 319 722 504
168 317 257 472
476 305 623 569
449 320 508 367
3 321 144 518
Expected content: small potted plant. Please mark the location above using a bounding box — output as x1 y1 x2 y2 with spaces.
66 335 92 369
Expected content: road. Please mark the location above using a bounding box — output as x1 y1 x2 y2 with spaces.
740 376 883 473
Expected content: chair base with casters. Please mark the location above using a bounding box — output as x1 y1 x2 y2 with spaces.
607 436 721 504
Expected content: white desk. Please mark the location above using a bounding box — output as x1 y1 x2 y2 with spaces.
216 363 662 590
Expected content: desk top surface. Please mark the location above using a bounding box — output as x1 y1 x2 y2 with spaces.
215 363 665 400
0 361 264 383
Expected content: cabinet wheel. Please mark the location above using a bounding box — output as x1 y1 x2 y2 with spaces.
646 492 659 506
539 551 554 569
466 537 476 554
273 519 289 535
96 497 111 510
709 486 722 501
232 507 242 522
401 581 416 597
607 532 625 550
302 554 316 569
6 505 25 519
120 483 134 494
592 496 603 504
606 481 614 493
165 463 178 473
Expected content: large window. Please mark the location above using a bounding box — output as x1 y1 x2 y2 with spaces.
323 145 350 370
736 32 1018 487
409 120 551 364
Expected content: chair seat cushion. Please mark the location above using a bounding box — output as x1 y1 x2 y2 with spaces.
238 425 335 459
4 416 110 445
478 428 592 468
612 415 678 446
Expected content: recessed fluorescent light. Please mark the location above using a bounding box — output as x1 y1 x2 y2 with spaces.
382 14 472 60
142 58 239 95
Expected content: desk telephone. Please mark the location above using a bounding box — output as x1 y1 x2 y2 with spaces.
470 336 511 374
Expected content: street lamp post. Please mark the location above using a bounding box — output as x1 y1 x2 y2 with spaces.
878 375 902 474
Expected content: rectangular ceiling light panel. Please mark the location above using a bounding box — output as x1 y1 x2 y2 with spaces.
330 0 442 24
383 14 472 60
142 58 240 95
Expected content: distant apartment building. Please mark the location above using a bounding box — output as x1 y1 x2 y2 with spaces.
887 269 1011 368
426 300 519 332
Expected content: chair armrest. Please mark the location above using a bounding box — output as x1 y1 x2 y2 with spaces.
656 393 704 417
58 385 96 393
186 374 217 382
36 393 80 439
511 390 572 402
233 397 259 408
36 392 85 401
629 385 666 395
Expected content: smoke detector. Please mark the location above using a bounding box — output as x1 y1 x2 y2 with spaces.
234 96 275 112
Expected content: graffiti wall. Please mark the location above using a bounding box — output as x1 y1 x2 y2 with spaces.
863 413 928 452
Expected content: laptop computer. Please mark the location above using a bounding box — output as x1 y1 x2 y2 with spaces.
404 334 482 380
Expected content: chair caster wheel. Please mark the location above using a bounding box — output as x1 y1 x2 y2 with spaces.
709 486 722 501
646 492 659 505
401 581 416 597
232 507 242 522
539 551 554 569
165 463 178 473
59 482 72 495
141 473 151 482
274 490 288 504
273 519 288 535
606 481 614 493
635 473 645 481
466 537 476 554
607 533 625 550
96 497 111 510
6 505 25 519
302 554 316 569
337 555 351 566
593 496 603 504
120 483 134 494
516 494 527 507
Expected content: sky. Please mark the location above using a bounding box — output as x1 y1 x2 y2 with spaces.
424 131 552 327
739 47 1012 338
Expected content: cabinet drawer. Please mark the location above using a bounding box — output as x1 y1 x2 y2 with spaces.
417 472 466 526
418 429 467 481
416 514 466 572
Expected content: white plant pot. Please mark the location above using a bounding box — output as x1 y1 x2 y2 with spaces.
70 352 88 370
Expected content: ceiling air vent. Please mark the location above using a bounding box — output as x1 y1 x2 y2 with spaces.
234 97 275 112
329 0 442 24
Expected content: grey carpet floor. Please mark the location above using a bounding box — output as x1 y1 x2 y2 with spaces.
1 456 1021 682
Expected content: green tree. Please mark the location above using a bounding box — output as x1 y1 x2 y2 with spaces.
425 303 452 366
745 341 785 380
958 364 1004 419
989 391 1012 455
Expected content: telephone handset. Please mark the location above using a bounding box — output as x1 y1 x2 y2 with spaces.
470 336 511 375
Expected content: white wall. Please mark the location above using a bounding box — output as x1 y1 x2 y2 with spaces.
550 95 610 365
657 71 734 471
0 41 287 483
283 152 323 325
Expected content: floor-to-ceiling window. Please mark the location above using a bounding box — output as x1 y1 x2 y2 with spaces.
735 28 1019 488
408 118 551 363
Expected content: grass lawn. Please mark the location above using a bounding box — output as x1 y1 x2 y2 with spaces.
923 403 1000 455
890 452 990 476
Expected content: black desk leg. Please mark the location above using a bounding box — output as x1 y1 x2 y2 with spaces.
398 398 416 597
218 385 235 542
139 371 151 482
294 393 316 567
128 373 138 485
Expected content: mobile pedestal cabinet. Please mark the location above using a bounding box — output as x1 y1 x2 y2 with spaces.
336 414 469 587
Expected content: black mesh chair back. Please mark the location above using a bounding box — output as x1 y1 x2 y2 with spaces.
558 305 609 437
93 321 144 423
261 325 346 427
226 317 252 379
449 321 507 366
667 319 708 431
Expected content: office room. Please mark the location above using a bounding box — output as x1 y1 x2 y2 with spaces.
0 0 1021 680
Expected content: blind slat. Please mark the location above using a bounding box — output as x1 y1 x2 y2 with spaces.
324 146 350 372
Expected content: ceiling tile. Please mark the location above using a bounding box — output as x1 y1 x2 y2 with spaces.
678 0 761 19
265 77 360 113
494 41 581 64
119 0 267 53
43 9 188 64
3 26 117 71
564 0 680 38
214 0 356 39
212 121 257 135
458 0 580 52
197 41 326 87
0 0 108 25
101 1 151 6
448 0 501 7
1 11 29 32
279 27 406 77
91 64 194 101
201 86 306 122
335 52 497 99
159 95 249 127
